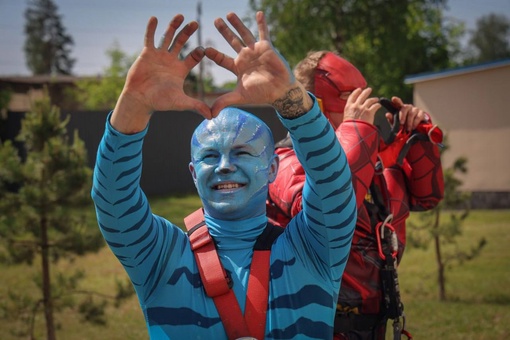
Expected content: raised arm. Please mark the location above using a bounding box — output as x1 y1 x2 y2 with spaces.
206 12 356 280
92 15 210 302
383 97 444 209
338 88 381 208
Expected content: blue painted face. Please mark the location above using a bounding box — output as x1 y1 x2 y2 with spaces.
189 108 278 220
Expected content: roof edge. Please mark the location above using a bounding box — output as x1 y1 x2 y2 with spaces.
404 58 510 84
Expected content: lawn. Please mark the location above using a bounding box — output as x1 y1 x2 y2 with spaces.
396 209 510 339
1 196 509 339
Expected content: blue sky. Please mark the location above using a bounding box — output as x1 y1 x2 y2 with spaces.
1 0 509 85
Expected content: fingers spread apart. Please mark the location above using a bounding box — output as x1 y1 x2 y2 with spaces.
226 12 257 46
144 16 159 49
184 46 205 69
255 11 270 42
168 21 198 55
157 15 185 50
205 47 235 74
145 14 198 56
214 17 246 53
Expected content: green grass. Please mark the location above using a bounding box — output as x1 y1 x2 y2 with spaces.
1 198 509 339
395 209 510 339
0 194 202 340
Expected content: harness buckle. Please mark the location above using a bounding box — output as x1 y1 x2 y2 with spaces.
376 214 398 260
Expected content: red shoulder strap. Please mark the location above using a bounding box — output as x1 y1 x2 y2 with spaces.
245 249 270 340
184 208 269 340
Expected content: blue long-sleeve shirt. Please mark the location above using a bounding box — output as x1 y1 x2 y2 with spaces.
91 99 356 339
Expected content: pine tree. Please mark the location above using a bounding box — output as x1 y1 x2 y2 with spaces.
24 0 75 75
0 91 132 339
407 141 486 301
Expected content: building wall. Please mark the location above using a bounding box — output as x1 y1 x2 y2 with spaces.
1 75 82 111
411 65 510 194
8 90 46 112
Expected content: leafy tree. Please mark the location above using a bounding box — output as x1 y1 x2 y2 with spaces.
220 81 238 91
24 0 75 75
0 91 132 339
407 141 486 301
72 41 219 110
249 0 463 101
73 42 136 110
467 13 510 63
72 39 219 109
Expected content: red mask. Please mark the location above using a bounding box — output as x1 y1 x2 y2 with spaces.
314 53 367 120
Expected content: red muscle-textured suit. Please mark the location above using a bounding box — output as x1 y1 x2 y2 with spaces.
266 52 444 339
267 120 444 336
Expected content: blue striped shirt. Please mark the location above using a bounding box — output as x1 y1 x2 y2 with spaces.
91 98 356 339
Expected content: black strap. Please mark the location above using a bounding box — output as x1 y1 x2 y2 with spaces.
334 312 384 333
188 220 283 251
254 222 284 250
364 178 390 231
370 180 390 219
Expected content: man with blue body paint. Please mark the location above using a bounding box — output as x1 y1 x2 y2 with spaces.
91 11 357 339
190 108 277 221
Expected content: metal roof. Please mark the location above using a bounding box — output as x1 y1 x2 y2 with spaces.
404 58 510 84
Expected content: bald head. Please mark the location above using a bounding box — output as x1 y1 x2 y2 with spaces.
189 107 278 220
191 107 275 160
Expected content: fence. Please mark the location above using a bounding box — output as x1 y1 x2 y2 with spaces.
2 106 287 196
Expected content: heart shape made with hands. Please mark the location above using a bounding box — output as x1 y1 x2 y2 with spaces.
124 12 299 121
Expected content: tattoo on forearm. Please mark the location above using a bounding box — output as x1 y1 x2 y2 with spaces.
272 87 310 119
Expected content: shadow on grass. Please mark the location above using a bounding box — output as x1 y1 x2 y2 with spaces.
482 293 510 305
439 293 510 306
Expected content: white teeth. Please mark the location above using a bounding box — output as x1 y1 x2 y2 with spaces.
217 183 241 190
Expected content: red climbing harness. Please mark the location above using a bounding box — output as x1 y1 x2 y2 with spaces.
184 208 283 340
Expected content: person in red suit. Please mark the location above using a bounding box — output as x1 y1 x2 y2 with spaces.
266 50 445 339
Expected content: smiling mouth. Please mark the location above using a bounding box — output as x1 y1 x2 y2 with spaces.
213 183 245 190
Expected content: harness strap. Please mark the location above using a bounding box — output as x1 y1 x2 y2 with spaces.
186 209 247 338
185 208 282 340
369 182 412 340
188 224 232 296
245 250 271 339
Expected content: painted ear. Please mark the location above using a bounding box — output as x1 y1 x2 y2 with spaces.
268 154 279 183
188 162 198 185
